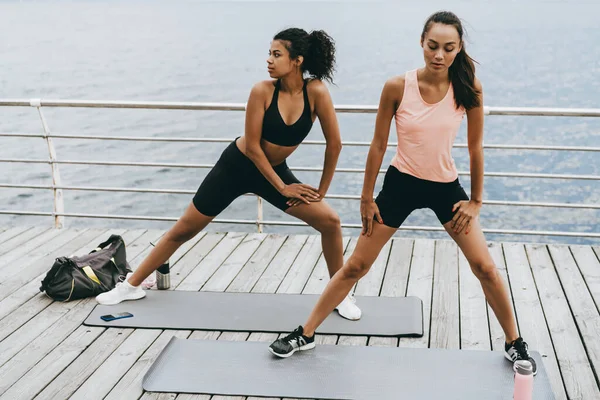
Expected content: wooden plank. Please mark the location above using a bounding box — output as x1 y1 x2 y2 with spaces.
0 226 32 246
399 238 435 348
0 299 85 368
227 234 287 293
0 228 106 302
0 227 89 284
547 244 600 395
570 245 600 311
0 298 97 395
202 233 267 292
0 227 60 277
0 325 105 400
302 237 352 295
429 239 460 349
380 238 413 298
276 235 322 294
458 245 491 350
70 329 163 400
170 233 225 289
527 244 597 400
31 328 134 400
252 235 307 294
125 229 168 269
504 243 567 400
177 232 247 291
0 226 49 257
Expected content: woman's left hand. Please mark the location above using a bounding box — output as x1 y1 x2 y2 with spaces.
451 200 482 235
287 191 324 207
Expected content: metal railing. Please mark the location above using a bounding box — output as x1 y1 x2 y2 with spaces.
1 99 599 238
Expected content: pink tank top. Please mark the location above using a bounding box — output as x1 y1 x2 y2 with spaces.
391 69 466 182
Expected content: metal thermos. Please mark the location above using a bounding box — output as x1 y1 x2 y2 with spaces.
156 259 170 290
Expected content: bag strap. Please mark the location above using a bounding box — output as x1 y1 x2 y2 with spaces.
81 266 101 285
90 235 122 254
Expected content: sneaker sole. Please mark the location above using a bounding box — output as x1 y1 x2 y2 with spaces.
97 291 146 306
335 309 362 321
504 352 538 376
269 343 315 358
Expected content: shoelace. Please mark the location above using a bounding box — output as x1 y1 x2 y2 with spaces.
514 340 530 360
282 329 302 343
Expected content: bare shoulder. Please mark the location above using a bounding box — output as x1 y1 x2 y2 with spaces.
384 75 405 95
306 78 330 98
251 79 277 96
380 75 405 108
474 76 483 91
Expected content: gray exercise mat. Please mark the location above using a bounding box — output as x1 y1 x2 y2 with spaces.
142 338 554 400
84 290 423 337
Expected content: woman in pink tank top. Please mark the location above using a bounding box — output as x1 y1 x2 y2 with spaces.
271 11 537 374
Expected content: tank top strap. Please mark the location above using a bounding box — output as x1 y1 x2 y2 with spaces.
302 79 311 112
404 69 419 97
271 79 281 102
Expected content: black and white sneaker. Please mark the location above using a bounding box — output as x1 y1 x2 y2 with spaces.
505 337 537 376
269 326 315 358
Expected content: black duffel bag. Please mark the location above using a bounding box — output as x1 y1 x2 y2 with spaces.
40 234 132 301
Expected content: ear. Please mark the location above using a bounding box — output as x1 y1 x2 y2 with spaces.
296 55 304 67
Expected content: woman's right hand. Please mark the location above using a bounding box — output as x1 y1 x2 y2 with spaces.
280 183 321 205
360 198 383 236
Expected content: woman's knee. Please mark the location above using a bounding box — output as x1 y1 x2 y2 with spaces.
315 210 341 234
470 260 498 282
342 255 372 280
166 215 203 244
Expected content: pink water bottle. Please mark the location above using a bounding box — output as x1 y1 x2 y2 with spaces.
513 360 534 400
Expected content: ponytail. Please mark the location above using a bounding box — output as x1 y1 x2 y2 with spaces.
305 30 336 83
273 28 337 83
449 46 480 110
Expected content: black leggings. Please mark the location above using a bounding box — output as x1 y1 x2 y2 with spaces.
375 165 470 228
192 139 301 216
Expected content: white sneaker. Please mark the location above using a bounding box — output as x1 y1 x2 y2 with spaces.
96 273 146 305
335 294 362 320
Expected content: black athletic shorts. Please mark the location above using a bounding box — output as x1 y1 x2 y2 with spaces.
374 165 470 228
192 138 301 216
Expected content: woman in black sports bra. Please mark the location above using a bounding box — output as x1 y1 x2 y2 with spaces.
96 27 362 320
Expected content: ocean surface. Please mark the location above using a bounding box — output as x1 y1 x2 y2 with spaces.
1 0 599 245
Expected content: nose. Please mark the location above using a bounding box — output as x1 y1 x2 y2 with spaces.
434 50 443 60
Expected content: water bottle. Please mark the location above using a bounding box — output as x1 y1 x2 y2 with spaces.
513 360 534 400
156 259 171 290
149 241 171 290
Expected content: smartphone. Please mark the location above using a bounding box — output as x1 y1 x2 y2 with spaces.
100 312 133 322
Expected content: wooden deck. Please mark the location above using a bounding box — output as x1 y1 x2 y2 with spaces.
0 226 598 400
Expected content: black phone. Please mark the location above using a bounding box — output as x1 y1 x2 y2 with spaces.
100 312 133 322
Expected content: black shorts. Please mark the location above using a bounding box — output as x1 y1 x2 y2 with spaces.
192 139 301 216
374 166 470 228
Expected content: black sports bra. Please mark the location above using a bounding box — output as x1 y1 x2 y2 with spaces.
261 79 313 147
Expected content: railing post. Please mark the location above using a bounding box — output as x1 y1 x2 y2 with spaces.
32 100 65 228
256 196 263 233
